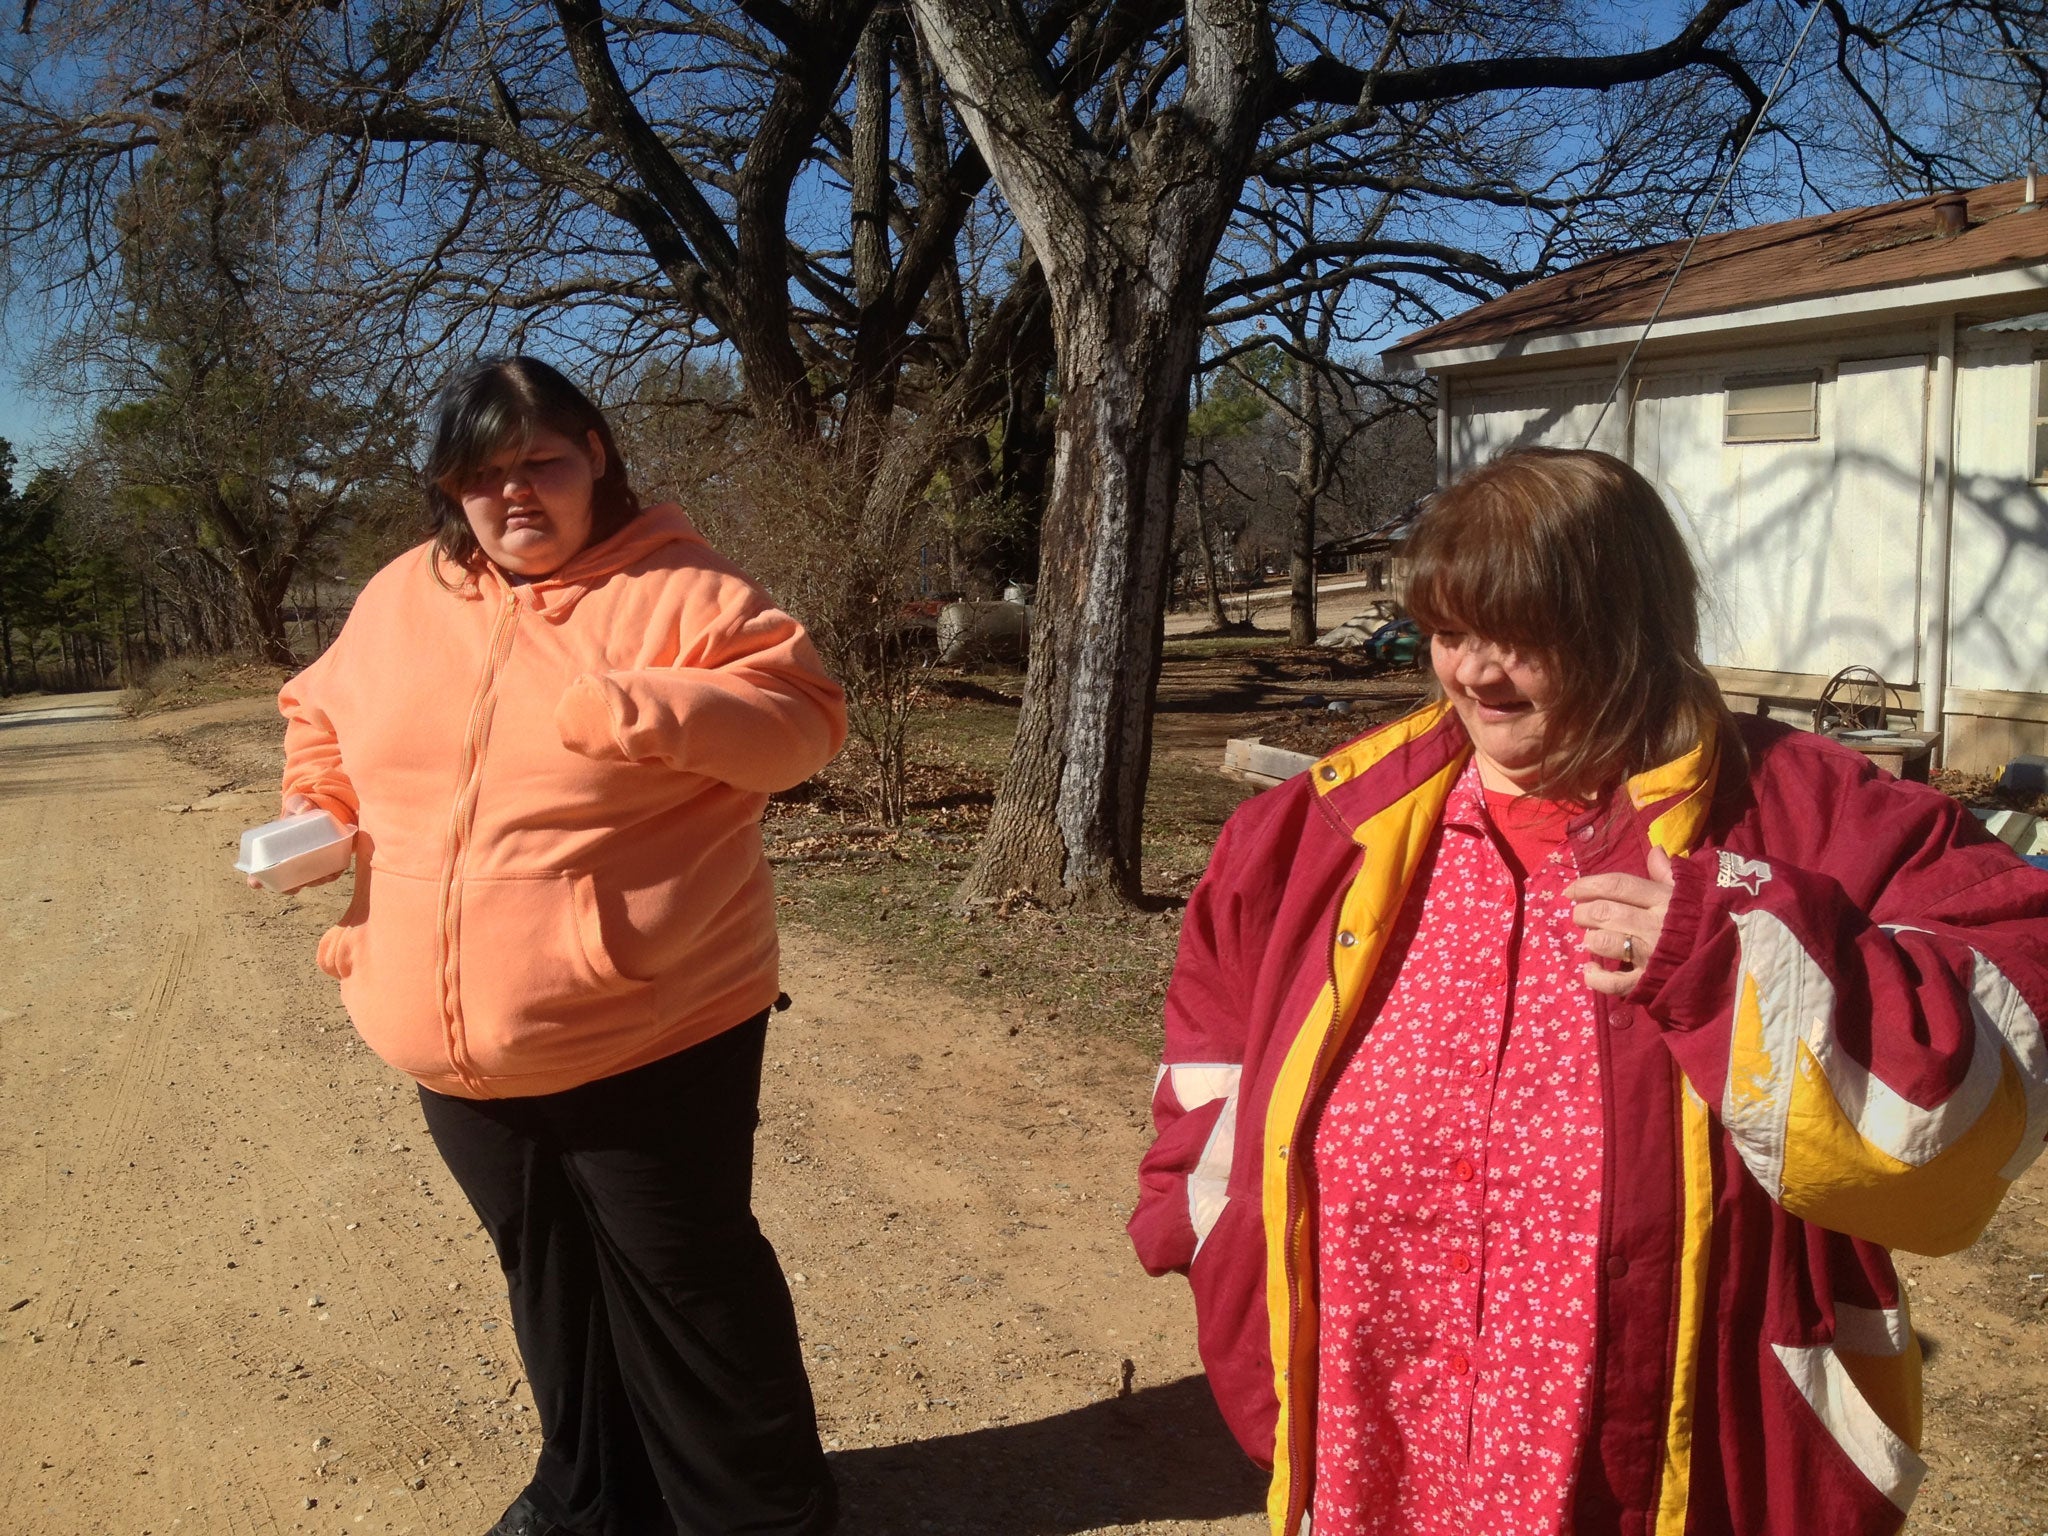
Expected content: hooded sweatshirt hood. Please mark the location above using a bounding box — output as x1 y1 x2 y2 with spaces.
443 503 711 621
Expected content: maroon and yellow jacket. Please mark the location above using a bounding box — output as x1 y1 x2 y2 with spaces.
1129 703 2048 1536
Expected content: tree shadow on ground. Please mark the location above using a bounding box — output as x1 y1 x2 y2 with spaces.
830 1375 1266 1534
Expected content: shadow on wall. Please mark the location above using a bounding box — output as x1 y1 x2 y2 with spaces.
830 1374 1267 1534
1950 467 2048 688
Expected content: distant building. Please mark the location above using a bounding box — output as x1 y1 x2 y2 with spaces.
1387 179 2048 770
1315 508 1420 588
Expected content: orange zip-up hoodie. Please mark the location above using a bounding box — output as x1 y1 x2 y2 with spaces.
278 504 847 1099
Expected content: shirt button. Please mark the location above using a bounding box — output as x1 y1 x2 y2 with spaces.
1450 1353 1470 1376
1337 930 1357 947
1450 1250 1472 1273
1454 1158 1475 1182
1606 1256 1630 1279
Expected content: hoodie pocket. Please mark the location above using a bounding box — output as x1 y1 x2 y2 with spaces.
450 871 656 1077
330 863 451 1081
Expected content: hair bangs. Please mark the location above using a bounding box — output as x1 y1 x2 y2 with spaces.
424 385 538 497
421 356 641 578
1402 446 1739 802
1403 480 1579 663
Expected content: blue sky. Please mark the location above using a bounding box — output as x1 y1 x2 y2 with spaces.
0 392 50 465
0 372 74 472
0 293 70 469
0 0 1960 471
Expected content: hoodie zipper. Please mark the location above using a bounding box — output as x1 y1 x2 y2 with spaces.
438 588 520 1094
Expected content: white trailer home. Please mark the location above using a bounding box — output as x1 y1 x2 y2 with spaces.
1386 179 2048 771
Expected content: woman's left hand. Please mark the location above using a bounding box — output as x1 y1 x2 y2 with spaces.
1566 846 1676 997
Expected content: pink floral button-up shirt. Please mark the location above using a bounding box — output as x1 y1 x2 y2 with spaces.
1309 761 1604 1535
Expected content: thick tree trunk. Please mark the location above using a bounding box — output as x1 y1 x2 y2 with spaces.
959 280 1205 907
1289 362 1322 647
911 0 1271 908
233 557 297 667
842 8 899 458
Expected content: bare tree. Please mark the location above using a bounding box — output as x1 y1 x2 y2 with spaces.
6 0 2045 907
901 0 1779 903
1182 358 1279 632
907 0 1275 906
0 5 998 498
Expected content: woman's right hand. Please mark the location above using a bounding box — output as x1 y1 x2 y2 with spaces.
249 795 351 893
1567 845 1676 996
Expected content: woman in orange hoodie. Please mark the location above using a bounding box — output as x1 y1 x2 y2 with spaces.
272 357 848 1536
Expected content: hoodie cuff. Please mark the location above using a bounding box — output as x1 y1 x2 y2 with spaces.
556 675 629 761
1630 848 1715 1020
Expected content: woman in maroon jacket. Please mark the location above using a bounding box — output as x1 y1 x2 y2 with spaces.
1131 447 2048 1536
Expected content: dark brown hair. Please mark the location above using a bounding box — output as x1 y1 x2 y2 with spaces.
423 356 640 575
1403 446 1736 800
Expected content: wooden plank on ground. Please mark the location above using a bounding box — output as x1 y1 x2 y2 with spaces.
1222 737 1318 786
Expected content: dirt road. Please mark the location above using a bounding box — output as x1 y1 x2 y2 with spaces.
1 694 2043 1535
1162 577 1391 641
0 695 1261 1536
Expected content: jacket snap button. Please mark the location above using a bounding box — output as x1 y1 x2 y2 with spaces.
1337 930 1357 947
1320 765 1339 782
1605 1256 1630 1279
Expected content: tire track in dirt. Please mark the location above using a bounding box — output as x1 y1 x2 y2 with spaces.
85 945 193 1325
0 708 533 1532
4 728 179 1312
0 712 175 1512
48 907 200 1366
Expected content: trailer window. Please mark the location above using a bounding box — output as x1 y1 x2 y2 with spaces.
1724 374 1820 443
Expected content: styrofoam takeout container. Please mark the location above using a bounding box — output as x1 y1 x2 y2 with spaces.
234 809 356 892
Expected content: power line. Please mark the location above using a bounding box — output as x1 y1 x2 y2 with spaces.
1581 0 1832 450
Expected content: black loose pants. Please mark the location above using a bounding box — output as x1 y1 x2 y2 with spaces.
419 1013 835 1536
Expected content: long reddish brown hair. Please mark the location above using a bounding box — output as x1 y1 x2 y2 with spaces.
1402 446 1736 801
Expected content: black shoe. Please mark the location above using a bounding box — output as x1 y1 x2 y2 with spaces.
489 1494 569 1536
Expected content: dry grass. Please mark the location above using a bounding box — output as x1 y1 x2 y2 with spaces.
795 645 1425 1047
764 669 1256 1046
123 654 294 718
1934 767 2048 819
